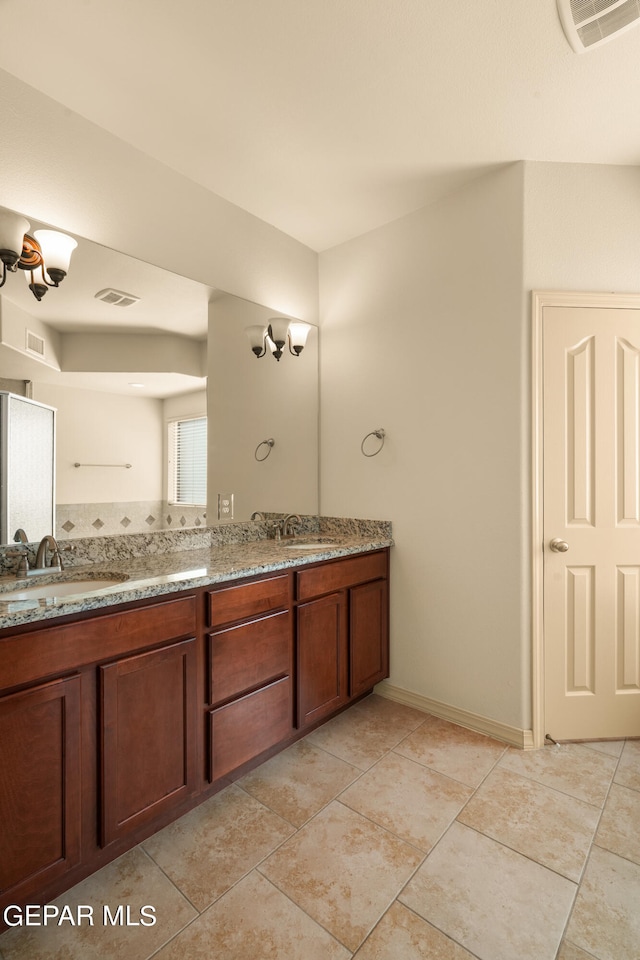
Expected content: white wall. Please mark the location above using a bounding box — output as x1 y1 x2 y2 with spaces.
208 295 319 522
320 163 527 730
33 381 163 503
523 162 640 292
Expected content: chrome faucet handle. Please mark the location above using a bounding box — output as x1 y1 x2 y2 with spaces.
272 520 284 541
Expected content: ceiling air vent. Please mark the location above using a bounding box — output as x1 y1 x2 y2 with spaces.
94 288 140 307
557 0 640 52
25 329 45 358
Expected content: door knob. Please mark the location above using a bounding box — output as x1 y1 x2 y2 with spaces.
550 538 569 553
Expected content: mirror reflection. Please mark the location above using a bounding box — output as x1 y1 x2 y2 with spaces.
0 208 319 544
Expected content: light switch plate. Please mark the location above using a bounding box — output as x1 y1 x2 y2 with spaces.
217 493 234 520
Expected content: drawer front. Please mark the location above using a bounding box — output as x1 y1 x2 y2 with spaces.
209 677 292 781
0 596 198 692
208 610 291 706
296 550 387 601
207 575 289 628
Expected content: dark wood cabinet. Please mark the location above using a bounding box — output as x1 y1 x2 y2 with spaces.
295 550 389 730
297 592 349 727
350 578 389 698
100 637 198 846
0 546 389 924
0 674 82 906
206 581 294 781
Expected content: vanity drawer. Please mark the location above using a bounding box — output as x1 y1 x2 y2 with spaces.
296 551 387 601
208 677 292 781
208 610 291 706
207 575 289 628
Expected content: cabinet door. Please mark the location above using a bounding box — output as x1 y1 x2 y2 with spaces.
0 675 81 908
297 592 348 729
100 638 197 847
350 579 389 698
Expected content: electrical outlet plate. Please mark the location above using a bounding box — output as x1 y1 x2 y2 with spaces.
217 493 234 520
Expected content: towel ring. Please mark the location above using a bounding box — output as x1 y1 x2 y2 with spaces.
361 428 385 457
255 438 275 462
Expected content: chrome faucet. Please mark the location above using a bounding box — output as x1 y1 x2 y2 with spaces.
13 529 29 544
282 514 302 538
32 535 63 574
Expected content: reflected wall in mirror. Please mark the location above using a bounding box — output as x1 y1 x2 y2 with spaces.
0 206 319 544
208 294 318 522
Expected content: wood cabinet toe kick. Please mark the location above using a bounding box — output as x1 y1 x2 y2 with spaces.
0 547 389 924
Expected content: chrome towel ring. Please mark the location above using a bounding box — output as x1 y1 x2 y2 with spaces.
255 438 275 462
361 428 385 457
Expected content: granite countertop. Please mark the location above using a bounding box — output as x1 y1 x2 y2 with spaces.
0 531 393 631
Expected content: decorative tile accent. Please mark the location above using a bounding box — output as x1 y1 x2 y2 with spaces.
92 518 104 530
145 515 156 525
120 516 131 527
61 520 75 533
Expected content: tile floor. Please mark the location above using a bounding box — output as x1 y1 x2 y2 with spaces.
1 695 639 960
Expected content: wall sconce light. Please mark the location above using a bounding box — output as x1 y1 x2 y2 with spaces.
245 318 311 362
0 209 77 302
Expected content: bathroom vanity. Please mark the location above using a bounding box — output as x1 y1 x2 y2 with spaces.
0 526 390 921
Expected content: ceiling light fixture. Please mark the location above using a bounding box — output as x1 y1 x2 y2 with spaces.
0 209 77 302
245 318 311 362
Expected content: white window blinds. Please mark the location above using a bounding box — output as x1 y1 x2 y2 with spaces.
168 417 207 505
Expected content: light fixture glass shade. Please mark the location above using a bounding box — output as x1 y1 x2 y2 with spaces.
268 317 290 346
33 229 77 275
245 325 267 350
0 211 30 259
288 321 311 350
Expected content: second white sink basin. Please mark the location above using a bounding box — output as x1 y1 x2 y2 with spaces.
284 540 336 550
0 578 125 602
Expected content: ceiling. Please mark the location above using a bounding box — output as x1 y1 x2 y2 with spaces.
1 1 639 252
0 221 211 397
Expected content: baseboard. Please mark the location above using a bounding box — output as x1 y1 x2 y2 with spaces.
375 681 535 750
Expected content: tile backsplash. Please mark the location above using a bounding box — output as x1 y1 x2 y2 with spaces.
55 501 207 539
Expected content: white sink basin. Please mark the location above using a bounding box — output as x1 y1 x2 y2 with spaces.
284 540 336 550
0 578 125 602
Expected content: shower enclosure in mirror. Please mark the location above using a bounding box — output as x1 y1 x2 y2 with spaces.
0 392 55 544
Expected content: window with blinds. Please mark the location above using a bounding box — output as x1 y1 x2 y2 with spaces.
167 416 207 505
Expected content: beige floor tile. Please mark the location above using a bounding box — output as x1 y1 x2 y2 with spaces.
400 821 576 960
583 739 625 758
458 766 600 880
142 784 294 911
556 942 597 960
566 845 640 960
239 739 360 826
152 871 350 960
499 742 617 806
393 716 506 787
351 693 428 730
353 902 476 959
596 782 640 864
0 847 196 960
340 751 472 852
614 739 640 791
259 800 423 952
305 696 427 770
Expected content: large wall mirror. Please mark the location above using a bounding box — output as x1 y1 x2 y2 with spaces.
0 208 319 545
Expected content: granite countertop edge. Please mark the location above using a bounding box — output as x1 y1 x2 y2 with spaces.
0 535 394 631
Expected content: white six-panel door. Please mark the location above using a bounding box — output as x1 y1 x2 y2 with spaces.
543 303 640 740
